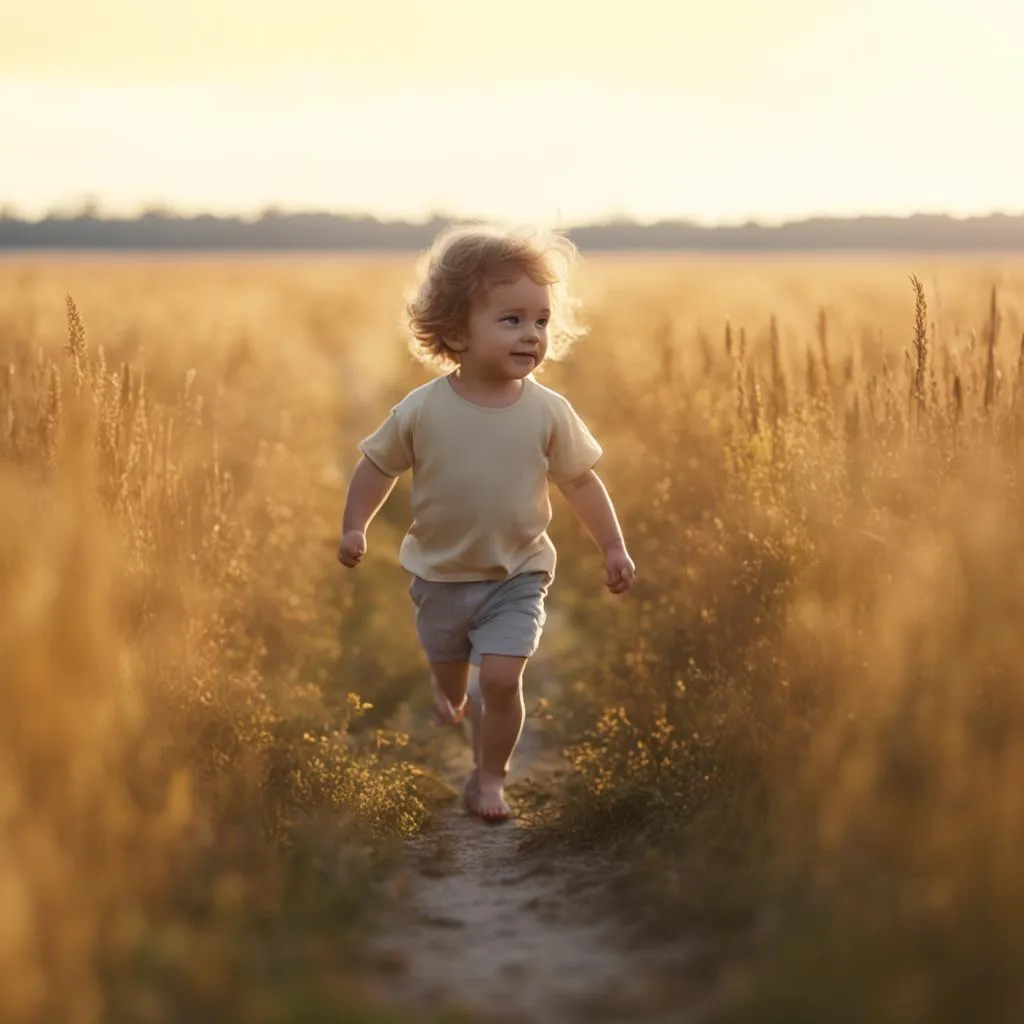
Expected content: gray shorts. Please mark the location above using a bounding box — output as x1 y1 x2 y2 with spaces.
408 571 552 666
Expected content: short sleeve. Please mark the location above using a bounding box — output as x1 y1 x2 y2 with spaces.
546 394 603 484
358 404 414 477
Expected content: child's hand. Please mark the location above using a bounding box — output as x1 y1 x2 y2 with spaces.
337 530 367 568
604 543 636 594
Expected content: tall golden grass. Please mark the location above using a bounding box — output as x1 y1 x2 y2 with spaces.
0 259 433 1023
3 254 1024 1022
539 257 1024 1023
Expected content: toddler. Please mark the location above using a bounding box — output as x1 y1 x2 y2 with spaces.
337 224 635 822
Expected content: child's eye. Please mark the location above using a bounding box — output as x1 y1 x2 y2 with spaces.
537 318 549 329
501 315 520 325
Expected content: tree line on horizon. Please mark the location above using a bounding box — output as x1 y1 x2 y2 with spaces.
2 208 1024 251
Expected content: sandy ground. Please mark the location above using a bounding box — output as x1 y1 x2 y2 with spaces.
369 661 686 1023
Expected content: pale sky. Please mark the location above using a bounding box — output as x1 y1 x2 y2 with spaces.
1 0 1022 225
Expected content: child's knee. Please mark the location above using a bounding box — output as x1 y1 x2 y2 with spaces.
478 661 523 708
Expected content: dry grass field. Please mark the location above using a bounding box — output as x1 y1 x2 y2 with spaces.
2 252 1024 1023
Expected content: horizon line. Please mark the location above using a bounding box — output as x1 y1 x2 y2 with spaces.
4 206 1024 231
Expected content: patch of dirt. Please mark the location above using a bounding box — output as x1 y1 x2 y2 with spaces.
370 662 686 1023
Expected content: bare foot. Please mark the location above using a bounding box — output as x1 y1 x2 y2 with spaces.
468 771 512 823
433 680 466 725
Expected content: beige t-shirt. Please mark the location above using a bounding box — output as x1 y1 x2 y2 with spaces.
358 374 603 582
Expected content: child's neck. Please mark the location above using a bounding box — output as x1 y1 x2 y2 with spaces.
448 368 525 408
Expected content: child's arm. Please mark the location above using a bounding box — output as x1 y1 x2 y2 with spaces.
558 469 636 594
337 456 399 568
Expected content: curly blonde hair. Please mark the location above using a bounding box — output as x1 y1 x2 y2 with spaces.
405 223 586 371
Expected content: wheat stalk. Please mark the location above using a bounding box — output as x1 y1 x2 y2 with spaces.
909 275 929 429
65 294 87 393
45 361 62 467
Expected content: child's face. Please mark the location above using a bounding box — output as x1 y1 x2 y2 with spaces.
457 273 550 382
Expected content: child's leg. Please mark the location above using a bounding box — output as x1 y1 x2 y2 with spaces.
460 572 550 821
430 659 470 724
409 576 472 725
473 654 528 821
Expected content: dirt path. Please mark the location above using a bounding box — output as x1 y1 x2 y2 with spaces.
370 660 681 1023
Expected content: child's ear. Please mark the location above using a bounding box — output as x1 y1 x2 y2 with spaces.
445 334 469 354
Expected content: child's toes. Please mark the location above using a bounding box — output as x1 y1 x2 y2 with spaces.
479 796 512 823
